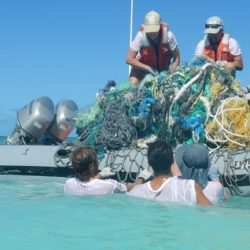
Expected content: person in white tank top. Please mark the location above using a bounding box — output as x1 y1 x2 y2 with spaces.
64 146 151 196
128 141 212 206
174 143 224 204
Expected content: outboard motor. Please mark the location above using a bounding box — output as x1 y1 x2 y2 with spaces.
40 100 78 144
6 96 55 145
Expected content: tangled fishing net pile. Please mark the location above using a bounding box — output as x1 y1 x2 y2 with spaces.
75 57 250 159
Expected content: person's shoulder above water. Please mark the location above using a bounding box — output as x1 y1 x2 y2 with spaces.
203 180 224 203
64 177 127 196
64 177 77 194
128 181 148 196
128 176 198 205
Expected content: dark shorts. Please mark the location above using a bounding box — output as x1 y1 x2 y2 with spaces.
129 67 147 82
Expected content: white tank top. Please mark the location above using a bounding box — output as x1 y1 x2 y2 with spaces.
128 177 196 204
203 181 224 204
64 178 127 196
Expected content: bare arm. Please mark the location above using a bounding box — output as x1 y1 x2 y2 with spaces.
195 183 212 206
232 54 243 70
96 174 143 193
233 55 243 70
170 46 180 73
96 171 144 192
224 54 243 72
126 178 144 192
126 48 151 72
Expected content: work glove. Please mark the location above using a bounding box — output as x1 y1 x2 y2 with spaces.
148 67 158 76
99 167 116 178
137 169 153 182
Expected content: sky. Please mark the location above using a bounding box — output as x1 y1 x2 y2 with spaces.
0 0 250 136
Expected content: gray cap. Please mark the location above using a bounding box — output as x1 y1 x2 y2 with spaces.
204 16 224 34
175 143 210 189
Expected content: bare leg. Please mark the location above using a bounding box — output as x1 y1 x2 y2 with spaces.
129 67 147 85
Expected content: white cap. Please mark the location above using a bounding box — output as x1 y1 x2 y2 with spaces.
144 11 161 33
204 16 224 34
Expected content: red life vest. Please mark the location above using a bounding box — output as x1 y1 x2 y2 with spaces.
203 33 233 62
139 23 172 71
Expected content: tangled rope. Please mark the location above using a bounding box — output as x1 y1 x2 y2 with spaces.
95 101 137 150
206 97 250 148
71 57 250 195
75 56 249 158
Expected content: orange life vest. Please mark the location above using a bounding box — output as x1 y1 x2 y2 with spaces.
139 23 172 71
203 33 233 62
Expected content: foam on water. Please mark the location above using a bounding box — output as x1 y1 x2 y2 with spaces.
0 175 250 250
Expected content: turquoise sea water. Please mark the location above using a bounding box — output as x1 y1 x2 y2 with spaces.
0 137 250 249
0 136 6 144
0 175 250 250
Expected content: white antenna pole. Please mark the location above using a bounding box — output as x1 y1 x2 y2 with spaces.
129 0 134 75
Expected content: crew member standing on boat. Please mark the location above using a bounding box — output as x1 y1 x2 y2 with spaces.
195 16 243 76
126 10 180 84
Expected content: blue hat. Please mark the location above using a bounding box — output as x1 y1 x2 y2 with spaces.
175 143 210 189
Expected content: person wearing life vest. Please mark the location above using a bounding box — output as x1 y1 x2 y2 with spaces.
195 16 243 75
126 10 180 85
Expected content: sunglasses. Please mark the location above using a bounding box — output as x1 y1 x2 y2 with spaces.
205 24 222 29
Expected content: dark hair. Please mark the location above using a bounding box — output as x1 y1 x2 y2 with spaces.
71 146 98 179
147 141 173 175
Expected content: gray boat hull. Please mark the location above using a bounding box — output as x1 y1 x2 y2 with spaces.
0 145 73 177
